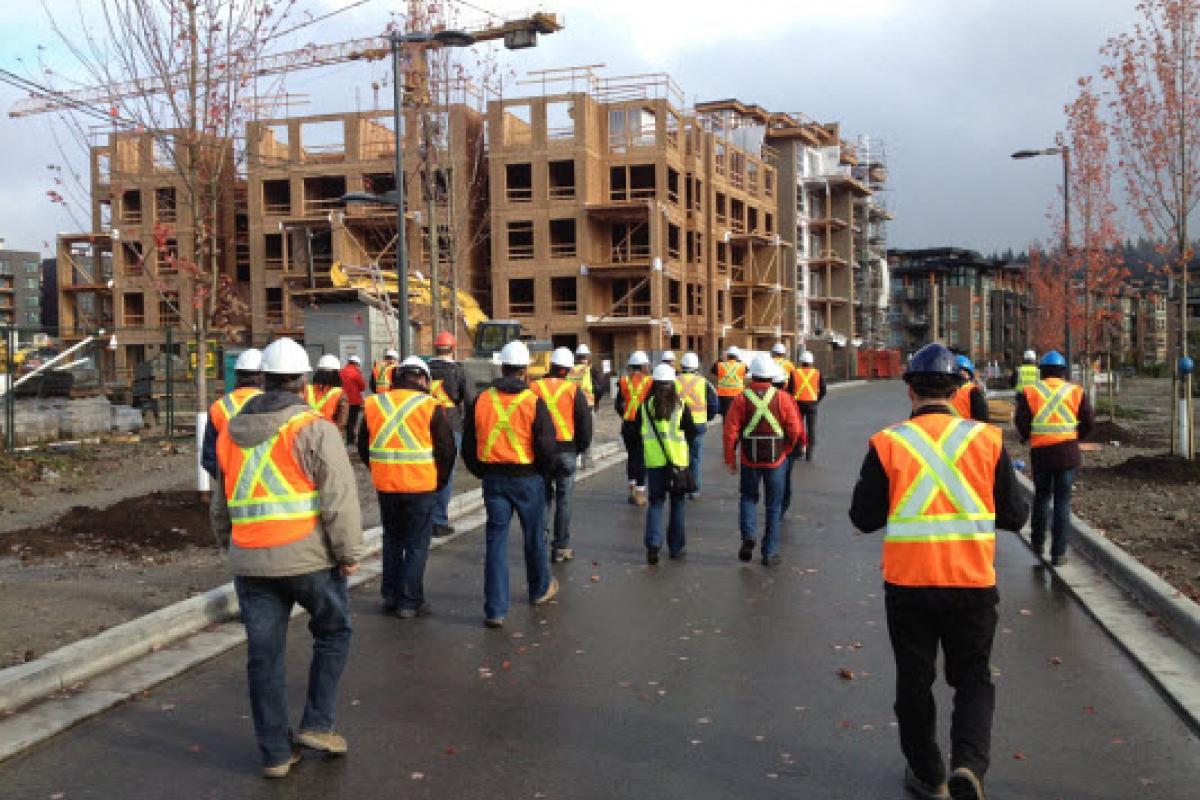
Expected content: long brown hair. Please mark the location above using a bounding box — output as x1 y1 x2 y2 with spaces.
650 380 678 420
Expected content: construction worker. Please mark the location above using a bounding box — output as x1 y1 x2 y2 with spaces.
616 350 653 505
771 342 794 376
201 348 263 478
211 337 363 779
724 355 804 566
677 352 719 497
370 348 399 394
642 363 699 564
951 355 990 422
660 349 677 367
1014 350 1094 567
1013 349 1040 392
713 345 747 416
339 355 367 446
788 350 827 462
532 347 593 563
849 342 1028 800
567 343 599 411
358 355 457 618
306 354 348 431
428 331 471 538
462 340 560 629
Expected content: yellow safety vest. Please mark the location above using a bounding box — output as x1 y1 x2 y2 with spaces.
677 373 708 424
1016 364 1039 392
567 364 595 405
641 399 688 468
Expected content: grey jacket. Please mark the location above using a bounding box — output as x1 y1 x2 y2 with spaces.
211 391 364 577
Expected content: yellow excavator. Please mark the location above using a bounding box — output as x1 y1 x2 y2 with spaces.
330 261 551 390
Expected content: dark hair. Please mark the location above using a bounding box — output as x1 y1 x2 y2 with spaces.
312 368 342 389
548 365 570 378
395 368 428 390
905 373 960 399
265 374 305 394
234 371 264 390
650 380 678 419
1039 365 1067 380
501 364 526 378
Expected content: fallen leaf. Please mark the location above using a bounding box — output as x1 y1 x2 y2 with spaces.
837 668 855 680
410 772 425 780
49 794 65 800
1019 609 1033 616
1013 751 1027 760
1082 706 1097 715
160 704 176 712
1049 656 1064 666
1111 737 1126 745
697 717 711 724
766 773 779 779
444 746 457 755
501 660 512 671
590 575 601 582
187 744 201 753
689 739 702 745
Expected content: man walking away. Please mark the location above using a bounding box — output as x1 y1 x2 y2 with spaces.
787 351 827 462
340 355 367 446
463 340 560 629
616 351 653 506
428 331 470 538
677 352 718 498
1012 350 1039 392
306 355 349 432
370 348 399 394
642 363 698 563
532 347 593 563
713 345 747 417
1014 349 1092 567
569 343 606 413
724 355 804 566
951 355 990 422
358 356 457 618
211 337 363 779
849 343 1028 800
202 348 263 478
771 342 794 377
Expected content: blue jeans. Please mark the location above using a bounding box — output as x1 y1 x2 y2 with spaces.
687 428 706 494
644 466 686 553
544 452 577 550
1031 463 1077 559
739 462 787 557
433 431 462 527
379 491 435 610
781 452 797 514
234 569 352 766
483 474 549 620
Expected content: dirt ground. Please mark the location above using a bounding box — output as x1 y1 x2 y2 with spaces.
0 408 624 668
1005 377 1200 603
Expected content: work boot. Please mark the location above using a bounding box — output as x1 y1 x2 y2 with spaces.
904 765 949 799
433 523 456 538
1050 554 1069 567
762 553 781 567
396 602 432 619
262 749 301 779
635 486 648 506
647 546 660 565
947 767 985 800
551 547 574 563
738 539 755 562
669 548 686 560
294 730 348 754
533 577 560 604
484 617 504 629
627 484 639 505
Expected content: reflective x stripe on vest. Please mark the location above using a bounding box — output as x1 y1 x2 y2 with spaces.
305 385 342 421
568 364 595 405
641 399 688 468
677 374 707 424
429 379 455 408
792 367 820 403
717 361 745 395
211 387 261 435
369 393 436 465
882 419 995 542
481 388 536 463
950 383 974 419
1028 380 1080 442
373 362 394 391
621 374 651 421
741 386 784 439
533 378 577 442
1016 364 1039 391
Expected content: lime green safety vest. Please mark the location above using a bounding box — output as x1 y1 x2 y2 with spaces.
641 399 688 469
1016 364 1039 392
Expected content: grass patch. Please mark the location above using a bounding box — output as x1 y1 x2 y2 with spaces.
1093 399 1147 420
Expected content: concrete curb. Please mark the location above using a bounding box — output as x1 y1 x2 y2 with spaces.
0 441 624 726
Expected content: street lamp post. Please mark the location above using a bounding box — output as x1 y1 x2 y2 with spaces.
1012 146 1072 371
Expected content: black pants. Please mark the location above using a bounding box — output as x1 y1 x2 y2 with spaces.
345 404 362 445
621 420 645 486
718 395 733 417
885 587 998 784
799 405 817 459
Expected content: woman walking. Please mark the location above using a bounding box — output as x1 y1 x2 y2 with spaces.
641 363 699 564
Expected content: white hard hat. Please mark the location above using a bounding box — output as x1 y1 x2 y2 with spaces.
233 348 263 373
397 355 431 377
384 348 399 360
628 350 649 367
1023 349 1037 363
681 352 699 370
348 355 362 365
771 342 787 356
499 340 531 367
750 353 776 380
660 350 676 363
726 345 740 357
316 354 340 371
800 351 815 365
652 363 676 383
771 364 787 384
261 337 312 375
551 346 575 369
576 343 591 357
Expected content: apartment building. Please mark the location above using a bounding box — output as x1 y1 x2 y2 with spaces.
0 247 42 330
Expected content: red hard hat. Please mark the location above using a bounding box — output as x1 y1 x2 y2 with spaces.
434 331 456 348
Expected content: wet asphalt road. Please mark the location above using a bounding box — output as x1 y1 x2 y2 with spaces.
2 381 1198 800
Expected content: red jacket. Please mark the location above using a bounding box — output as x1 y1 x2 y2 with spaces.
339 363 367 406
723 380 806 468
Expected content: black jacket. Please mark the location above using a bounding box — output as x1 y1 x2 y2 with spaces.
356 392 458 492
463 375 558 479
966 385 990 423
427 357 472 432
1014 385 1094 470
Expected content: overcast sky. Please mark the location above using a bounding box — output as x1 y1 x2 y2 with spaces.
0 0 1143 259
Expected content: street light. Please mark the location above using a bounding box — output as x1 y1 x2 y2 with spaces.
1011 145 1072 372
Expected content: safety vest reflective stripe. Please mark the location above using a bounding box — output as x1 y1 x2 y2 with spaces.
304 385 343 420
677 374 707 423
1016 364 1039 390
212 387 261 433
568 364 595 404
620 374 651 421
481 389 535 462
533 378 577 441
429 379 455 408
641 400 688 468
1030 381 1079 434
225 412 321 532
792 367 820 402
742 387 784 438
373 362 394 390
368 393 435 464
949 384 974 419
717 361 745 393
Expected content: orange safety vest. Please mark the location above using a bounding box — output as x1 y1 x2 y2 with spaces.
429 379 455 409
304 384 343 422
950 383 977 419
532 376 579 442
372 361 396 391
216 409 323 549
791 366 821 403
619 372 652 422
716 360 747 397
1023 378 1083 448
677 373 708 424
363 388 438 493
208 386 262 437
774 356 795 376
567 363 595 406
870 414 1001 588
476 387 539 464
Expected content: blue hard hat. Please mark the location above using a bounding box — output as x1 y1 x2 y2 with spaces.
955 354 975 374
1039 350 1067 368
905 343 959 377
1179 356 1195 375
